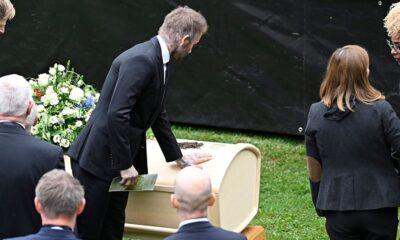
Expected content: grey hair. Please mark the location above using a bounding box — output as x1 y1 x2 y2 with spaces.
0 74 32 116
35 169 84 219
0 0 15 20
158 6 208 49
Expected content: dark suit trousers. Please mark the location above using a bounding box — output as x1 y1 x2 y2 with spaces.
72 161 129 240
325 208 398 240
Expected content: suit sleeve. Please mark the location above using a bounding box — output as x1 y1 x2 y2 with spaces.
304 105 321 162
107 55 153 170
382 101 400 153
151 107 182 162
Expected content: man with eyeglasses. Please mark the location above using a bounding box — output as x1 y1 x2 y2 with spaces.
384 2 400 65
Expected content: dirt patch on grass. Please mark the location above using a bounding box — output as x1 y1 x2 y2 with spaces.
178 141 204 149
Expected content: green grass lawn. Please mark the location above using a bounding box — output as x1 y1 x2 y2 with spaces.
125 124 327 240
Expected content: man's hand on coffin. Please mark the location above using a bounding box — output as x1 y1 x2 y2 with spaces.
119 165 139 186
176 153 212 169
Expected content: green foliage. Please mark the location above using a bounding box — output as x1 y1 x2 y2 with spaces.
125 124 327 240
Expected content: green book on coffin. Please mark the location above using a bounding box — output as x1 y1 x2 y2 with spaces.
109 174 158 192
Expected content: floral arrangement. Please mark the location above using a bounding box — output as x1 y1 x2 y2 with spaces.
29 62 99 150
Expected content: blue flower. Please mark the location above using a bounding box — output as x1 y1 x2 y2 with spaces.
82 97 93 108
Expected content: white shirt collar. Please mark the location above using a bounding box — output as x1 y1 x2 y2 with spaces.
179 218 208 228
156 35 170 65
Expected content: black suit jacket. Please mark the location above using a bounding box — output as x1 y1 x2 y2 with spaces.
305 100 400 211
165 221 247 240
0 122 64 239
68 36 182 181
5 227 79 240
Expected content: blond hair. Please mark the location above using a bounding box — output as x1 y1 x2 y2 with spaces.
384 2 400 37
158 6 208 49
320 45 384 111
0 0 15 20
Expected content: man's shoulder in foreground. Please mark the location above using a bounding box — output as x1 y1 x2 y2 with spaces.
165 221 247 240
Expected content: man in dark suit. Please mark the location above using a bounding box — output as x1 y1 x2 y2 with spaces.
0 74 64 239
166 166 247 240
5 169 85 240
67 6 211 240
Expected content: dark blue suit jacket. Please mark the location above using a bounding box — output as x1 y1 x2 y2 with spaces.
4 227 79 239
68 36 182 181
0 122 64 239
165 221 247 240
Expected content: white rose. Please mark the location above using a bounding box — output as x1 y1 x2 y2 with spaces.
36 105 45 112
75 121 83 127
29 80 38 87
31 126 38 135
45 86 55 94
49 116 58 124
37 73 50 86
60 87 69 94
53 135 61 143
60 139 70 148
57 64 65 72
58 116 65 124
69 87 84 102
47 92 59 106
61 107 74 116
48 67 56 75
41 96 50 106
75 109 82 118
61 107 77 118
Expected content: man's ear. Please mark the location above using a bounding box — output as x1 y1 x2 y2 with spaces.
25 100 33 117
34 197 43 214
178 35 191 46
77 198 86 215
171 194 178 209
208 193 216 206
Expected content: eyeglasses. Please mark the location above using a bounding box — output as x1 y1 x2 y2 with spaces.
386 39 400 52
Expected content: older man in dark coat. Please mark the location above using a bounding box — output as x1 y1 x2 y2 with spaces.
0 74 64 239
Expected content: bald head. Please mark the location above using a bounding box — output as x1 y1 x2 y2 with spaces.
173 167 214 217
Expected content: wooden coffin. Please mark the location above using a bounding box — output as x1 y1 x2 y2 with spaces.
124 139 261 236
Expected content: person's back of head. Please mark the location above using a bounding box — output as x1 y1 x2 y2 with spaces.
35 169 85 221
158 6 208 49
0 74 32 118
319 45 384 112
171 166 215 220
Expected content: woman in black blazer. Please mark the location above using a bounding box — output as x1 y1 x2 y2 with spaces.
305 45 400 240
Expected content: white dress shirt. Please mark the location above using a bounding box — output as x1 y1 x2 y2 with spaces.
156 35 170 83
179 217 209 229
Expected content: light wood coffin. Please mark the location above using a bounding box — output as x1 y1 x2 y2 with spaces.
124 139 261 235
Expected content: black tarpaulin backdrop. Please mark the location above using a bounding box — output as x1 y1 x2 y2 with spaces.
0 0 398 135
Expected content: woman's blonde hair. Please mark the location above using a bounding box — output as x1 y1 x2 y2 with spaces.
384 2 400 38
319 45 384 111
0 0 15 20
